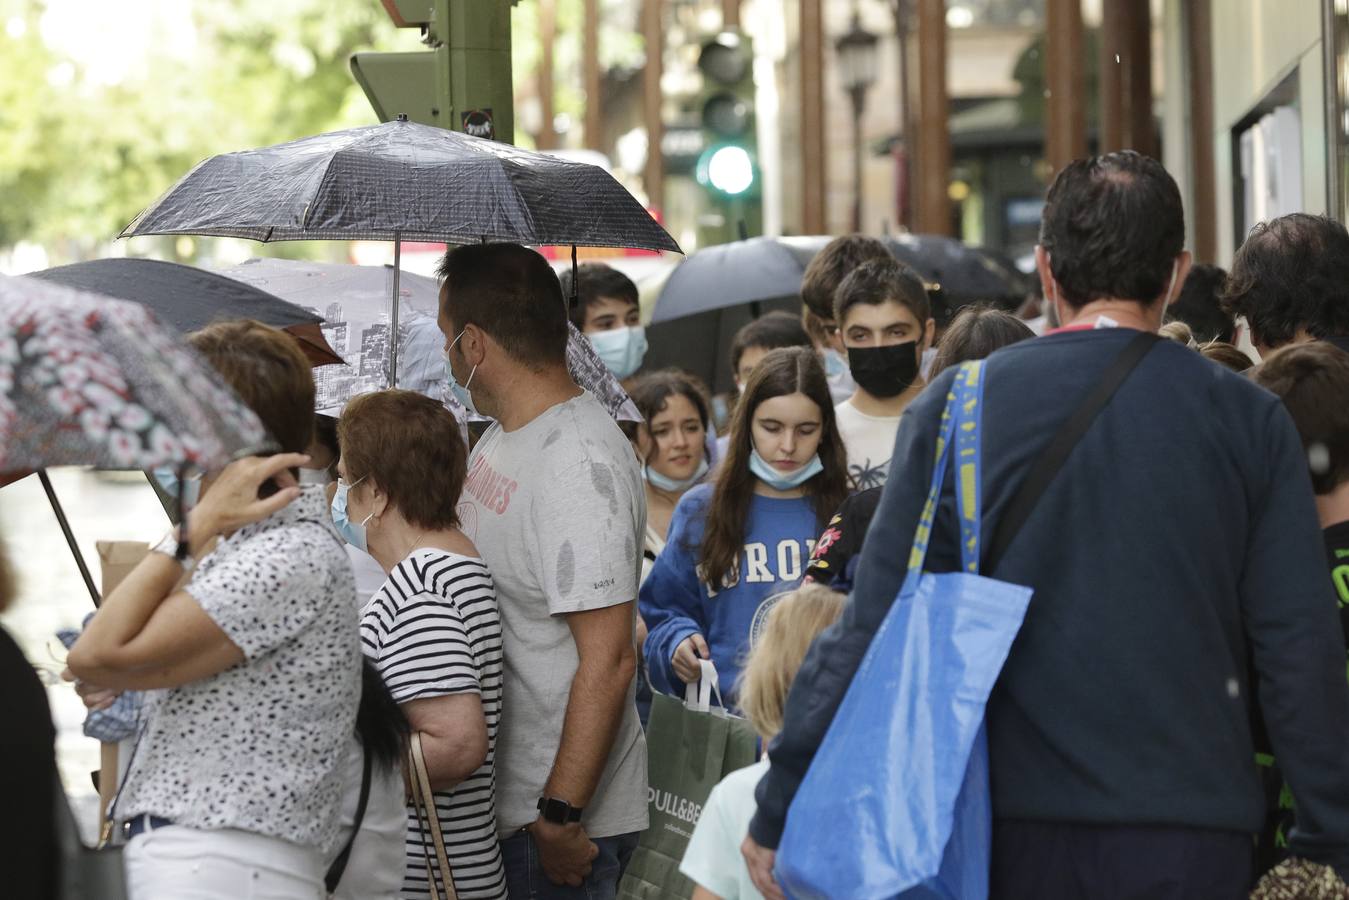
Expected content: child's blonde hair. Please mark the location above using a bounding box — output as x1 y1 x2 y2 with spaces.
737 584 846 741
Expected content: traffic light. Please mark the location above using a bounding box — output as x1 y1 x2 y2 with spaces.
695 30 758 200
693 29 760 246
350 0 514 143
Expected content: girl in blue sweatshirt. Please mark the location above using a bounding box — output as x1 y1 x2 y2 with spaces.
640 347 850 702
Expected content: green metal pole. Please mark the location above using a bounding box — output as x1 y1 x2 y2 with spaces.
435 0 514 143
353 1 514 143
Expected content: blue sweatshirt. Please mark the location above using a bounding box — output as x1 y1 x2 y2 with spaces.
749 328 1349 877
640 483 820 701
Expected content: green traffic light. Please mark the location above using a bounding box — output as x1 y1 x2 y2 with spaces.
702 145 755 196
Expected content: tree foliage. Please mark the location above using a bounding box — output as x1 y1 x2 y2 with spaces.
0 0 414 257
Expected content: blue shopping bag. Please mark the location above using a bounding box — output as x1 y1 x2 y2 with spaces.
775 361 1034 900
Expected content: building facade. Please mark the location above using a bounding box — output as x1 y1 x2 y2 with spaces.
1162 0 1345 264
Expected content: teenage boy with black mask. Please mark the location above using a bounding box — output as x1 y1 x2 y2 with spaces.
832 258 934 491
799 235 893 404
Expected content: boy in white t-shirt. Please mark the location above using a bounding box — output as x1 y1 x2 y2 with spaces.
831 258 935 491
679 585 845 900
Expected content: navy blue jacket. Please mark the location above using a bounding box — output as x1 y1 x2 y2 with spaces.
750 328 1349 875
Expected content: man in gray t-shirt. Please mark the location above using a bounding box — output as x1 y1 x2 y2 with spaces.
438 243 647 899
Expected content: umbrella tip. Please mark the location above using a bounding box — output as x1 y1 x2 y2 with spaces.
395 113 409 122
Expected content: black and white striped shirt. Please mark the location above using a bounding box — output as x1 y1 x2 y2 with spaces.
361 549 506 900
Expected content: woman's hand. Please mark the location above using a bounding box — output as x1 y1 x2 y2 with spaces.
189 454 309 550
61 668 120 710
672 632 710 684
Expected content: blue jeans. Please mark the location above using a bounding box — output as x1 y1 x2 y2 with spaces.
500 829 639 900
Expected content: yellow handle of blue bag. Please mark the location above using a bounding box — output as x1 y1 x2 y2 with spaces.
906 361 985 582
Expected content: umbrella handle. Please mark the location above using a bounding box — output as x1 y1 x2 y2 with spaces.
38 470 102 607
389 234 401 389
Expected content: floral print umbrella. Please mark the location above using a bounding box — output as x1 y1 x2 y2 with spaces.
0 274 272 474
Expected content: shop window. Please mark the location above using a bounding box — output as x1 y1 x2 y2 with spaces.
1230 72 1301 246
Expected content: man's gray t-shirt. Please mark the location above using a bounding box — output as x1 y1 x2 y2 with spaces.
457 390 649 838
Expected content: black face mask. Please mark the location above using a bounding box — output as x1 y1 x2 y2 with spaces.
847 340 921 398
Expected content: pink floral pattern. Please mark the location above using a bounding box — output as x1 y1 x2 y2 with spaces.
811 525 843 560
1 275 269 473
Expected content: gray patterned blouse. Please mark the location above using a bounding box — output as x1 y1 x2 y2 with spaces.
115 486 360 852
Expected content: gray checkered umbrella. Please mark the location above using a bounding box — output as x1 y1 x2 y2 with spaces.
120 118 680 250
121 117 680 381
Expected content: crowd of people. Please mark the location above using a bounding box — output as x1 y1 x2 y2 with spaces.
3 147 1349 900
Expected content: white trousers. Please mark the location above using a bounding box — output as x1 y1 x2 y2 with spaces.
124 824 324 900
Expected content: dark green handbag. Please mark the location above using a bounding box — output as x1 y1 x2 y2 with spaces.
619 661 758 900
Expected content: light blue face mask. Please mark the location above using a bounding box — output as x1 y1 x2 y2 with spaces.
331 477 374 552
749 449 823 491
443 330 479 416
645 456 709 493
823 347 847 379
588 326 648 380
152 467 201 509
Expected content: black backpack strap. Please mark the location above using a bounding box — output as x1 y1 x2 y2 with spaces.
986 331 1160 572
325 745 374 894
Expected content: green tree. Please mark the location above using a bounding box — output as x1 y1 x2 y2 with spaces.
0 0 415 260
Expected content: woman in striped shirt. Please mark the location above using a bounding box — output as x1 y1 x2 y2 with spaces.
337 390 507 900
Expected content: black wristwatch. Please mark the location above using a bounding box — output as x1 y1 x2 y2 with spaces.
537 796 583 825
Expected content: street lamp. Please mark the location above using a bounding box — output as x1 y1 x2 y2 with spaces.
836 13 880 232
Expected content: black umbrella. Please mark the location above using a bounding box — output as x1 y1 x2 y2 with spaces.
877 234 1032 312
777 234 1031 314
645 297 802 397
649 236 825 323
653 233 1031 325
120 118 681 382
30 258 344 366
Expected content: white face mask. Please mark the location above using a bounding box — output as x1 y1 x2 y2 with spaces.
330 477 374 553
588 326 648 380
444 330 479 416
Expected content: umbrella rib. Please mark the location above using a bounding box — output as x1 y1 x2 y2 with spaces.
299 130 369 235
118 156 212 239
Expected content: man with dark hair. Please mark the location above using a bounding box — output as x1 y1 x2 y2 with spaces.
1223 213 1349 358
559 262 647 379
1168 263 1235 344
799 235 893 403
437 244 648 898
832 258 934 491
743 151 1349 898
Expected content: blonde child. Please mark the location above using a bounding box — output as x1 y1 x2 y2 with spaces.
679 584 846 900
